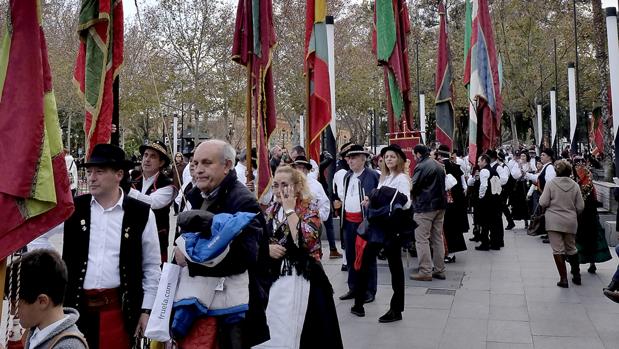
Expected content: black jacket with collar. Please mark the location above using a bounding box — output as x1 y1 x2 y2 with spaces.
340 167 380 227
186 170 271 348
411 154 448 213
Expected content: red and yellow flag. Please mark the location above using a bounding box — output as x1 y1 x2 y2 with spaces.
304 0 332 161
232 0 278 201
73 0 124 160
0 0 74 259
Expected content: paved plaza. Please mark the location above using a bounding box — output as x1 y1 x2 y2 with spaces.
3 218 619 348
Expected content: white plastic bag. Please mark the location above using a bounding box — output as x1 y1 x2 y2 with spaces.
145 262 182 342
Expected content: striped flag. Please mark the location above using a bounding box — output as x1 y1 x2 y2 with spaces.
0 0 74 259
435 2 455 149
232 0 278 201
73 0 124 160
373 0 413 133
464 0 502 164
305 0 332 161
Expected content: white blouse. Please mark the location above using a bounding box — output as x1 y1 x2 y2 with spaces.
378 172 412 210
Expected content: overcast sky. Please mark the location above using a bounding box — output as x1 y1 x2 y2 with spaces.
123 0 619 23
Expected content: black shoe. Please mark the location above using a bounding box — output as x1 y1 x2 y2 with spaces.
588 264 597 274
475 245 489 251
341 264 347 272
540 234 548 239
364 294 375 303
339 291 354 300
351 305 365 317
444 255 456 263
542 239 550 244
505 224 515 230
378 309 402 323
490 246 501 251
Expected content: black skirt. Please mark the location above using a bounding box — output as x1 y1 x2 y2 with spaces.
443 199 469 253
511 180 532 221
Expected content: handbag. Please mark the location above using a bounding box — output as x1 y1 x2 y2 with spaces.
145 262 182 342
527 204 546 236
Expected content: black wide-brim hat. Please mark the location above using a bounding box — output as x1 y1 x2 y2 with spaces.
381 144 407 161
139 140 170 168
293 155 313 170
541 148 555 159
338 142 354 158
437 144 451 157
343 144 368 158
78 143 133 170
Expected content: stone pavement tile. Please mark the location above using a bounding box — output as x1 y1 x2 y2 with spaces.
438 334 486 349
336 302 387 324
587 311 619 334
367 325 443 348
490 293 527 307
520 268 561 279
526 301 590 322
405 286 430 295
491 269 523 282
522 276 563 288
338 322 381 349
448 299 489 319
531 335 605 349
518 260 556 270
487 320 532 344
442 317 488 337
490 280 525 295
490 252 521 262
598 330 619 349
460 276 491 291
579 296 619 314
523 286 580 303
461 266 492 279
485 343 534 349
489 305 529 321
385 308 450 329
529 318 598 338
405 294 454 310
491 261 522 271
517 252 555 263
454 289 489 302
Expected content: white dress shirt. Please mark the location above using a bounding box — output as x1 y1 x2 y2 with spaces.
344 170 363 213
308 159 319 181
29 315 69 349
378 173 411 209
457 156 471 176
529 158 537 170
492 161 510 186
182 164 192 187
65 155 78 190
175 178 197 211
524 162 556 185
235 162 257 187
127 172 178 210
307 176 330 221
29 190 162 309
334 168 348 201
478 168 491 199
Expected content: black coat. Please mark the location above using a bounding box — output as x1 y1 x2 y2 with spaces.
366 186 417 245
411 154 448 213
186 170 271 348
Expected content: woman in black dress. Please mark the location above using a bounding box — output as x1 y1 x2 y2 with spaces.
511 151 533 228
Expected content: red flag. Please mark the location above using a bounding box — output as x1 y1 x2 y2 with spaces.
435 2 455 149
73 0 123 160
0 0 74 259
304 0 332 161
232 0 278 200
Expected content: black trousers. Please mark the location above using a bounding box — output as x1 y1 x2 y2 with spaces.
500 192 514 226
354 241 404 312
480 209 503 249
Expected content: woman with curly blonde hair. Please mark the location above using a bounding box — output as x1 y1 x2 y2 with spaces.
256 166 343 349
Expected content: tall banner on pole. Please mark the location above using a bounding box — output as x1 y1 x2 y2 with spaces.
550 87 557 147
74 0 124 160
373 0 414 133
325 15 337 199
232 0 278 200
435 2 454 149
305 0 332 162
537 103 543 147
420 91 426 144
568 62 578 152
464 0 502 164
0 0 75 259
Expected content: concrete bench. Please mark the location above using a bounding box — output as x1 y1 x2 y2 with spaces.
594 180 618 212
605 221 618 248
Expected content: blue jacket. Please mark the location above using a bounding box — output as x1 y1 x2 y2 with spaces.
341 167 379 227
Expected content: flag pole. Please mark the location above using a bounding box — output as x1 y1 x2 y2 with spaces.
246 58 252 185
305 66 311 161
111 76 120 146
0 257 6 322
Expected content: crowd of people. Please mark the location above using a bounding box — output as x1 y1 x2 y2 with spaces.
4 138 619 349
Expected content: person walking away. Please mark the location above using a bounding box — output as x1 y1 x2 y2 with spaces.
29 144 162 349
473 154 503 251
338 144 379 302
538 160 585 288
572 157 611 273
64 148 78 197
410 144 448 281
351 144 412 322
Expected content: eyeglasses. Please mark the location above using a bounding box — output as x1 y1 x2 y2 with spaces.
273 183 295 190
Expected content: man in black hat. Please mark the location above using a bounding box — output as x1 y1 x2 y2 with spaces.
524 148 556 193
338 144 379 302
29 143 162 349
497 152 516 231
473 153 503 251
128 140 178 263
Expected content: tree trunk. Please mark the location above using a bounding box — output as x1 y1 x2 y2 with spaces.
591 0 614 181
510 112 519 149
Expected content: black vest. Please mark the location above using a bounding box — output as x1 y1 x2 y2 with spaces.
538 163 552 192
480 164 501 206
63 194 150 334
131 171 175 244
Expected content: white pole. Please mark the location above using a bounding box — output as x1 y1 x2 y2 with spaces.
173 114 178 154
67 113 71 153
419 90 426 143
326 16 336 140
550 88 557 147
300 113 304 146
537 103 542 147
568 63 577 145
606 7 619 137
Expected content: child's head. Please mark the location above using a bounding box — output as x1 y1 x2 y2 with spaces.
4 249 68 328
